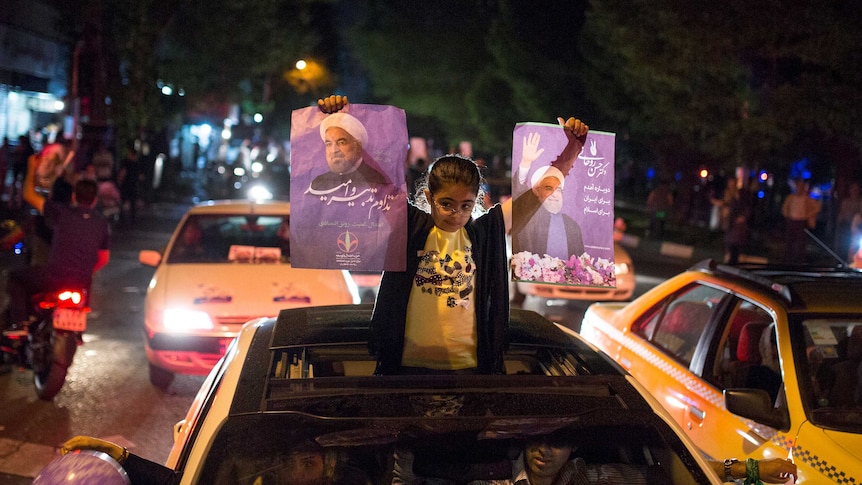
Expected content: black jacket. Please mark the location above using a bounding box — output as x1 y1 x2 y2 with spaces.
370 204 509 374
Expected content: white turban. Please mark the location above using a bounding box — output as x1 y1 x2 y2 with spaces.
319 113 368 146
530 165 565 190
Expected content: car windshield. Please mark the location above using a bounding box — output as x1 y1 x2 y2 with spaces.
193 387 711 484
791 316 862 433
167 213 290 264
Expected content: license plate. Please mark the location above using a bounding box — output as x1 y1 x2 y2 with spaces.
53 308 87 332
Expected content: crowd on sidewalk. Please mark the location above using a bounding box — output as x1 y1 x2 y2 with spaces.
637 174 861 266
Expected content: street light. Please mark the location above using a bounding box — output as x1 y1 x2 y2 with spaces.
284 58 332 96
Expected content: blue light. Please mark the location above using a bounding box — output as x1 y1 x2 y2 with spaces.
757 190 765 199
646 168 655 180
789 157 812 181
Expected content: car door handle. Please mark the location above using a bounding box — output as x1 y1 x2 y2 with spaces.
689 405 705 421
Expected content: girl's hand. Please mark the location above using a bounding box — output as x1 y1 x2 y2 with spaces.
317 95 349 114
557 117 589 144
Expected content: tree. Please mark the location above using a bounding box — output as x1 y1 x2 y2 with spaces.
49 0 185 149
158 0 333 132
578 0 862 183
343 0 589 156
50 0 335 150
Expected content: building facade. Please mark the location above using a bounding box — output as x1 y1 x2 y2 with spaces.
0 0 70 147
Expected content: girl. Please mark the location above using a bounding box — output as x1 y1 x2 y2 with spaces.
318 95 588 375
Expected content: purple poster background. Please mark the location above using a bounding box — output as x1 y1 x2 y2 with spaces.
289 104 408 271
510 122 616 287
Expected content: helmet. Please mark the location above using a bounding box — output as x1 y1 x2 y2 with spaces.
33 450 130 485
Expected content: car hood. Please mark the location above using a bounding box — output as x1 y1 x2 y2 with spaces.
159 264 355 323
820 427 862 464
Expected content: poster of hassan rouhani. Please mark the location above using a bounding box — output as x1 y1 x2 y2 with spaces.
510 121 616 288
289 103 408 271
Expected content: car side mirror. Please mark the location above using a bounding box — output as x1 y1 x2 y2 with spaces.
725 388 790 431
173 419 186 443
139 249 162 267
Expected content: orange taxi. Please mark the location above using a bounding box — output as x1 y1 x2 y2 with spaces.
580 260 862 484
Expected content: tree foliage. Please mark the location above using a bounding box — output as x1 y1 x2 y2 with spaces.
344 0 588 156
49 0 862 182
578 0 862 181
48 0 334 147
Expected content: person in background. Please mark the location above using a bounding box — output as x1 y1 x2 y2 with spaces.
91 141 115 181
0 136 10 200
9 134 34 206
317 95 588 375
118 143 143 223
646 180 673 239
781 179 821 263
277 216 291 261
836 181 862 262
723 180 752 264
4 149 110 332
406 157 428 201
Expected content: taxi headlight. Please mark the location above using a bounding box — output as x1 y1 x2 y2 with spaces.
615 263 631 275
163 309 214 331
247 184 273 201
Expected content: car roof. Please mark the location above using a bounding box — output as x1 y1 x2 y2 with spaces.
690 259 862 312
177 305 719 484
186 199 290 215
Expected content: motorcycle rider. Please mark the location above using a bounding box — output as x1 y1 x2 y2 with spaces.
3 143 111 334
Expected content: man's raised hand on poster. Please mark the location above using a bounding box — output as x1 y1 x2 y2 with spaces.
518 132 545 182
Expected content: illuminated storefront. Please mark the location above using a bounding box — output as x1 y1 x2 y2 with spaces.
0 7 69 144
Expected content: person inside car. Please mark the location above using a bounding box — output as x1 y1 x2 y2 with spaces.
169 218 206 262
466 432 591 485
58 436 373 485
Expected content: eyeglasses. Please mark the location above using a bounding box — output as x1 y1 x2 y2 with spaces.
431 197 474 216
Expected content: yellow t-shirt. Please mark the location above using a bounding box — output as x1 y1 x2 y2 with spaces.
402 226 477 370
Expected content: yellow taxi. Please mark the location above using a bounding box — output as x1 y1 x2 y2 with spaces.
580 260 862 484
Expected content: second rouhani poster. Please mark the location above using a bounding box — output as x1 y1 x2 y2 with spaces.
510 122 616 288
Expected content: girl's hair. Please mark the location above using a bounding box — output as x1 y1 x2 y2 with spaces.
414 154 488 214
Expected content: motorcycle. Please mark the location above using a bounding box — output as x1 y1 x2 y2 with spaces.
1 287 89 400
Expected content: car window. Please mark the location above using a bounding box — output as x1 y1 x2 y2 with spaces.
794 318 862 432
709 299 784 397
167 214 290 264
632 283 725 366
196 411 711 484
